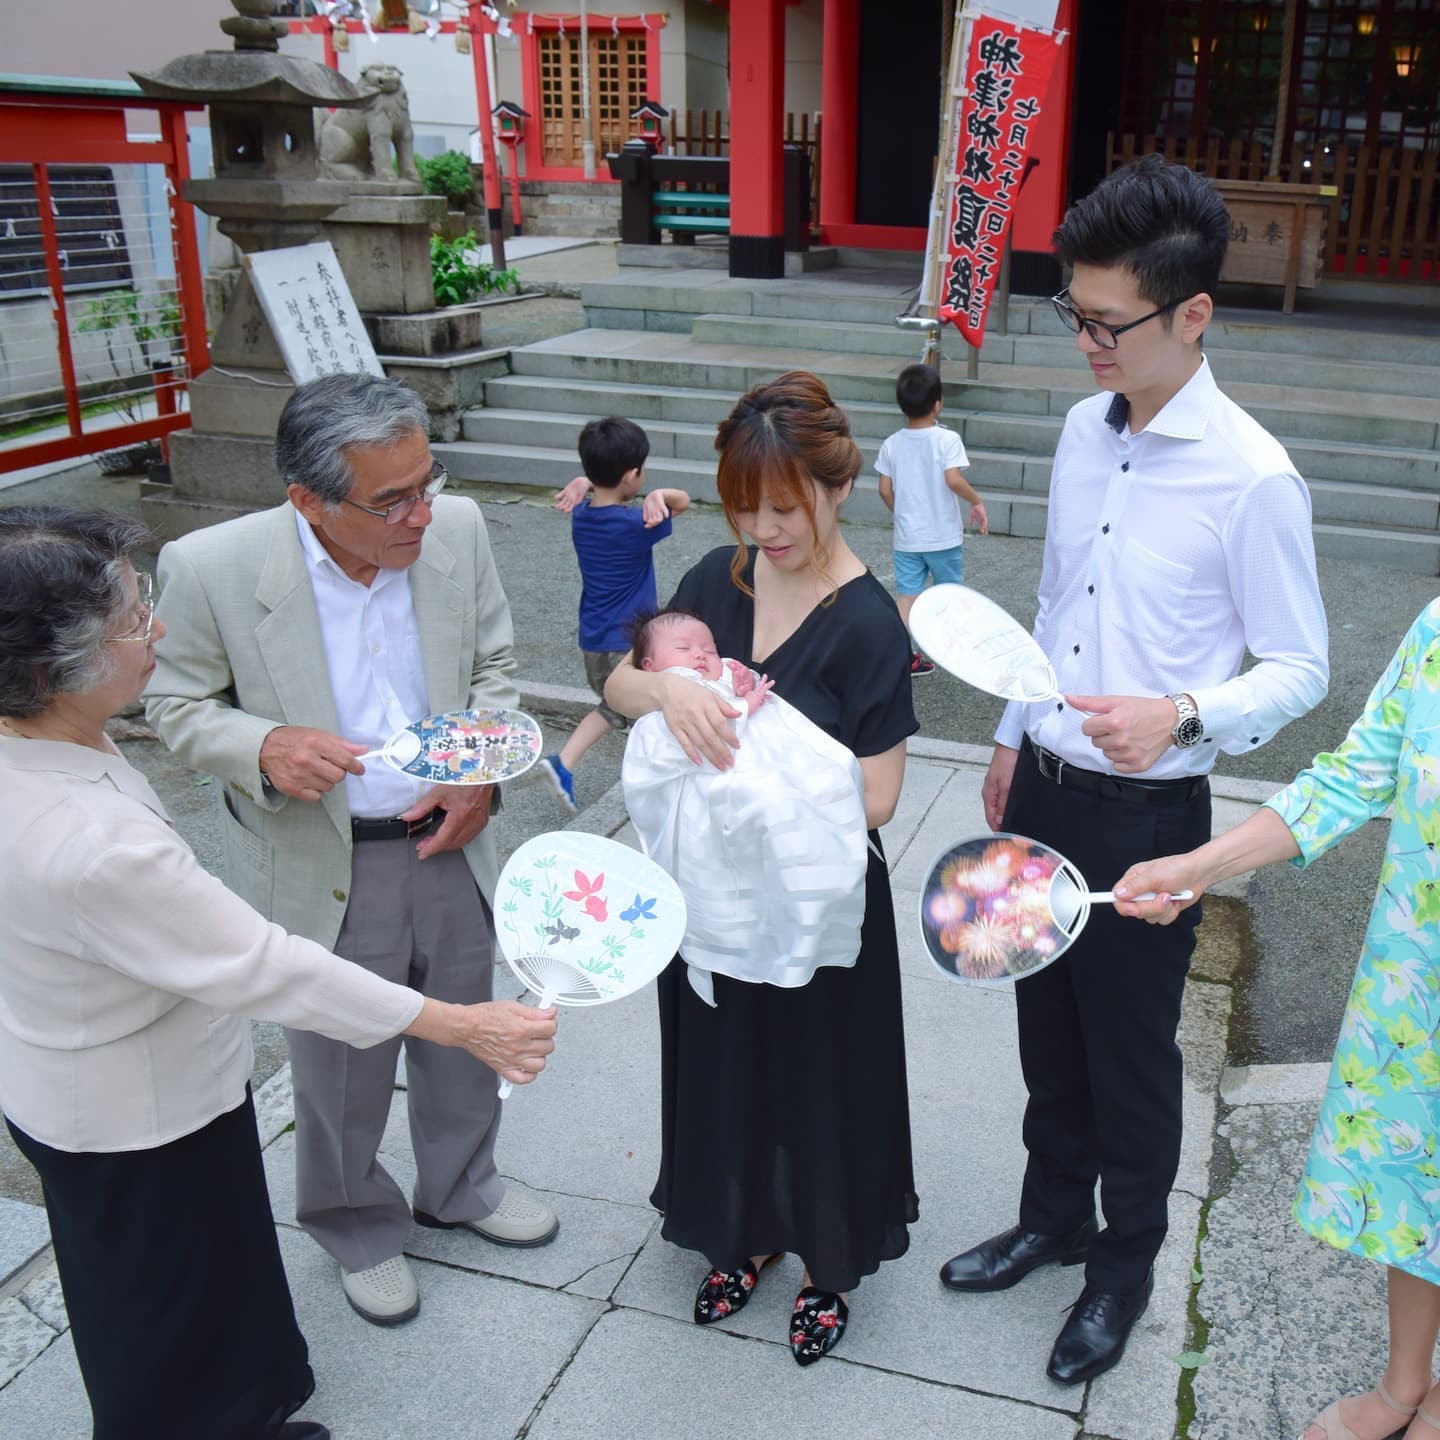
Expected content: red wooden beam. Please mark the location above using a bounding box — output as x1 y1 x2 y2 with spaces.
728 0 786 277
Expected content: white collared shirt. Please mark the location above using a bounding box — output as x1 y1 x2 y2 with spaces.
995 356 1329 779
294 510 431 817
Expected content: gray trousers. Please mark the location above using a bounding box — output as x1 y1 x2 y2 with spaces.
286 841 505 1272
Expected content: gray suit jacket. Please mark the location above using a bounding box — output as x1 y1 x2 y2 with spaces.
146 496 519 951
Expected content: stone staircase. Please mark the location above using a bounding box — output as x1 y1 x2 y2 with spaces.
436 266 1440 574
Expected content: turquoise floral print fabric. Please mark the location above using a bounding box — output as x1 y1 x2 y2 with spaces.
1266 600 1440 1282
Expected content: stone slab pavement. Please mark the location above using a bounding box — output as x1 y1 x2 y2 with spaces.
0 744 1401 1440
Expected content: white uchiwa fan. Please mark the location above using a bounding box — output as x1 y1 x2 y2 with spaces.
356 706 543 787
493 832 687 1097
907 584 1062 702
919 832 1192 987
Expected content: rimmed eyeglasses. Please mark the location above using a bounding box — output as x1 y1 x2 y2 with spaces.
112 571 155 645
341 463 449 525
1050 290 1188 351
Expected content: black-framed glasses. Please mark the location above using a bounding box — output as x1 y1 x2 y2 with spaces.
1050 290 1187 351
112 571 155 645
341 463 448 525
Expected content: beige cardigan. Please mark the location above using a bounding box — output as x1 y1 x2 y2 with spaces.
0 735 423 1153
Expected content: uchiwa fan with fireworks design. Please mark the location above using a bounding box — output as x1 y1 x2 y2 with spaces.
919 834 1191 985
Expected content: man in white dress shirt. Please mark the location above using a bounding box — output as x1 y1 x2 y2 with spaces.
147 375 559 1328
938 157 1328 1383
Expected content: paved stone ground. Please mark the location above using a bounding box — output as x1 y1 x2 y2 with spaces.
1 254 1434 1435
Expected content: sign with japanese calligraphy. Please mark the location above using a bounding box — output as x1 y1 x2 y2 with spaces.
937 17 1064 346
245 241 383 384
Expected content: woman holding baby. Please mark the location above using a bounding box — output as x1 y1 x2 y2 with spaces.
606 370 918 1367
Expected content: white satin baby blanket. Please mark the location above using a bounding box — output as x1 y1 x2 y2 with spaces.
621 665 869 1005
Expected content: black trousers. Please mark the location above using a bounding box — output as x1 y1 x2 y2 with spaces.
1005 742 1210 1294
9 1088 314 1440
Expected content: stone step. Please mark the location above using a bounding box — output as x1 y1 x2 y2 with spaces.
1314 519 1440 574
687 313 1440 399
480 374 1440 491
462 407 1053 493
433 439 1052 538
578 274 1440 366
508 330 1440 451
457 408 1440 534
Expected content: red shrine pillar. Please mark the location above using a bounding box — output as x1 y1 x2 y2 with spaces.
819 0 858 237
728 0 786 278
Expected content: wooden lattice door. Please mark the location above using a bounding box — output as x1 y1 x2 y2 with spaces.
538 31 650 169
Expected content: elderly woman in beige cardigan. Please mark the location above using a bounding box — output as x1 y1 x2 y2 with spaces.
0 506 556 1440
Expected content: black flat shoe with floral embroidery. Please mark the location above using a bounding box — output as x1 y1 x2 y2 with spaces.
693 1253 783 1325
789 1288 848 1365
694 1261 760 1324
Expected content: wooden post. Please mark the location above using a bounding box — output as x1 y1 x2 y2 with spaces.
1267 0 1300 180
466 6 506 269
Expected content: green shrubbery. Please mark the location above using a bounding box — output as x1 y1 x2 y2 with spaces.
416 150 476 208
429 231 520 306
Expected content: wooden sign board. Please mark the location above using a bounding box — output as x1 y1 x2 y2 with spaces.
245 241 383 384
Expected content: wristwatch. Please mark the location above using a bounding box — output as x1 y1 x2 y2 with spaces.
1168 692 1204 749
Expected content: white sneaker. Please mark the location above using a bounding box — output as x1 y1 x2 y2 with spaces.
414 1189 560 1248
341 1254 420 1326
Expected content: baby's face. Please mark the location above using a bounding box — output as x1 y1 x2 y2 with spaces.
646 617 722 679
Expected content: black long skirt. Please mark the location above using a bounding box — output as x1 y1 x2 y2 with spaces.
650 844 918 1294
9 1088 315 1440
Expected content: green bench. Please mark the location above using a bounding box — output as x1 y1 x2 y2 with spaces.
654 188 730 236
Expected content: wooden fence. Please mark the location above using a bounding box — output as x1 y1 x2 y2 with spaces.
1108 132 1440 284
665 110 822 231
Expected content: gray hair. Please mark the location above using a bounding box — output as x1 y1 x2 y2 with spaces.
0 505 149 718
275 374 430 506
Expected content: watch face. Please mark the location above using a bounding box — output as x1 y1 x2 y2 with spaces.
1175 715 1205 748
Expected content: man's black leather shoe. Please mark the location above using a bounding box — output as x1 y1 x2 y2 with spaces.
1046 1268 1155 1385
939 1218 1098 1292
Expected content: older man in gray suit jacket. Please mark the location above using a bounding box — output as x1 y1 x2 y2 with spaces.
147 374 558 1328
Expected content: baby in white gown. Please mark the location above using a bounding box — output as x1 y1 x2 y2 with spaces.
621 609 869 1006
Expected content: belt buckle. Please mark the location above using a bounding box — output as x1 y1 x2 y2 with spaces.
1037 745 1064 785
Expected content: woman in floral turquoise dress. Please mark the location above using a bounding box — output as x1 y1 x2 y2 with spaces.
1113 600 1440 1440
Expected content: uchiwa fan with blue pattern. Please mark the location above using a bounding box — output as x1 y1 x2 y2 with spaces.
494 832 687 1097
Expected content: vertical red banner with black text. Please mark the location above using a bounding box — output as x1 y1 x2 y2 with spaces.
938 18 1063 346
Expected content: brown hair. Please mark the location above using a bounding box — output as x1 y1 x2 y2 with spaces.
713 371 861 595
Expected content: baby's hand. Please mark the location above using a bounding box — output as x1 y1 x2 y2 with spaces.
745 675 775 714
969 499 989 535
641 490 671 528
725 658 754 696
554 475 591 512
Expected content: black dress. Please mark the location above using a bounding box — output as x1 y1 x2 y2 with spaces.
650 546 920 1293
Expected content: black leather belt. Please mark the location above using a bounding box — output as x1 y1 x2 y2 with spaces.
350 811 445 842
1024 737 1208 807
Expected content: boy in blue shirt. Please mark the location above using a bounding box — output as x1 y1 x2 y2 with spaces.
877 363 988 676
543 416 691 811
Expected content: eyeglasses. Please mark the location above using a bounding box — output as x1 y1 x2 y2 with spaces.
341 463 448 525
1050 290 1188 351
112 571 155 645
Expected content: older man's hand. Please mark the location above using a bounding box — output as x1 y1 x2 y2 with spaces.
259 725 368 801
401 782 495 860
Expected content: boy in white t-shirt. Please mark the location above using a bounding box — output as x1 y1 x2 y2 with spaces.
876 363 988 676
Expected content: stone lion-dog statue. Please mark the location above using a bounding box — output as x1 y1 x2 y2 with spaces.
319 63 421 185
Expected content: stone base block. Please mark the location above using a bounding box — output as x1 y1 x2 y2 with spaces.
364 306 485 357
168 431 284 511
322 215 438 314
380 348 512 442
139 489 259 542
618 242 727 270
187 368 294 438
